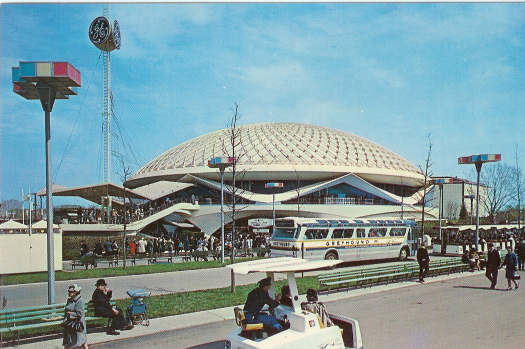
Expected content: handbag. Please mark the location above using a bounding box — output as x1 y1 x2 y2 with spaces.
61 314 84 332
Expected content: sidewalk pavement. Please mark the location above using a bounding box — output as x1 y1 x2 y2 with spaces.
14 269 485 349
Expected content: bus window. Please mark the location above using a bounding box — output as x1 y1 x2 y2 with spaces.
305 229 316 240
317 229 329 239
343 229 354 238
356 229 366 238
273 227 298 239
369 228 387 237
389 228 406 237
332 229 344 239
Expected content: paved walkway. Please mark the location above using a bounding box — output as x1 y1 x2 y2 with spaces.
13 269 485 349
1 257 439 309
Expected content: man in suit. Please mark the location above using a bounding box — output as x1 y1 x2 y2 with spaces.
417 240 430 282
485 243 501 289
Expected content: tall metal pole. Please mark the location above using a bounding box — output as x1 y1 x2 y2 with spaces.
220 168 225 264
272 192 276 234
470 197 473 225
475 162 482 251
29 186 32 237
38 83 56 305
45 107 56 304
438 184 442 243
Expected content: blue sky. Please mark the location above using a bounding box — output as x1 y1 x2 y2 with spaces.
1 3 524 204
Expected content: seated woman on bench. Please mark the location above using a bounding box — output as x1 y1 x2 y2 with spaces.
301 288 334 327
91 279 130 335
243 277 283 334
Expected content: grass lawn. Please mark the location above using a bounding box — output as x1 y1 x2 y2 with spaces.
1 275 319 341
0 257 261 286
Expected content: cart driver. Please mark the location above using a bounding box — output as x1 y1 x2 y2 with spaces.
243 277 283 333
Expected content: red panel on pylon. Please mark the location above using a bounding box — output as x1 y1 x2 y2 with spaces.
53 62 68 76
68 64 81 86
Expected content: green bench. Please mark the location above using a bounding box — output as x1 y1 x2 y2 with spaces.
0 303 66 336
319 258 471 292
1 301 117 342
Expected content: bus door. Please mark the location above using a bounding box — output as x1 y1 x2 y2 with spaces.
355 228 366 260
408 226 418 256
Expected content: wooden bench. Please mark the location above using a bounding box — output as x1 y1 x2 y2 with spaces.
147 255 173 264
85 300 117 326
0 300 117 342
319 264 416 292
319 258 472 292
96 255 119 268
70 253 98 270
0 303 66 340
191 250 211 262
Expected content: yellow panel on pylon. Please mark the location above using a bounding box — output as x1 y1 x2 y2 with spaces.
36 62 52 76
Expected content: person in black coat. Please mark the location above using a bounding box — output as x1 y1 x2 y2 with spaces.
417 241 430 282
485 243 501 289
243 277 282 333
517 239 525 271
91 279 128 335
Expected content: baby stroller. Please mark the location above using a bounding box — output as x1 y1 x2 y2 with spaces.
126 289 150 326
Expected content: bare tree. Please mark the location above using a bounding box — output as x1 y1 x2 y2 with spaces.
418 134 433 235
446 201 459 220
515 145 523 230
478 162 515 223
119 157 133 269
221 103 249 263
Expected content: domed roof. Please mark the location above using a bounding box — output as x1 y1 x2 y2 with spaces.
128 122 423 188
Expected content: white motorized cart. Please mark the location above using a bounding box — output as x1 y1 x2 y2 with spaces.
225 257 363 349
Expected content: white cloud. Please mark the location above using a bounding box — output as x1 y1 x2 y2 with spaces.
237 62 308 90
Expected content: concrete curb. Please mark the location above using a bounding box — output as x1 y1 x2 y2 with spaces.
14 269 484 348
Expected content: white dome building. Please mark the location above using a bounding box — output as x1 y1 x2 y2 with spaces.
126 123 437 236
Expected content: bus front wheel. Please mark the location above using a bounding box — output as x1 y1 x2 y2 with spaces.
325 251 338 260
398 247 409 261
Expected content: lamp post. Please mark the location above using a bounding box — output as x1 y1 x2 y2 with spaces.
265 182 284 234
458 154 501 251
208 157 234 263
464 194 475 225
12 61 81 304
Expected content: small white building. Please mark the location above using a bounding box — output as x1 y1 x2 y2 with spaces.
0 219 62 275
424 177 489 220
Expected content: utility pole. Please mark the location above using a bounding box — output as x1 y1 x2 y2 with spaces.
458 154 501 251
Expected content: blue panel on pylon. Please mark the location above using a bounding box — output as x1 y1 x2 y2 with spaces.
12 67 22 82
20 62 36 77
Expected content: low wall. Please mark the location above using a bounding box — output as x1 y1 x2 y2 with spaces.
0 233 62 274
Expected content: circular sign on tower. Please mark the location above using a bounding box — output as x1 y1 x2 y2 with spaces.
89 16 121 52
113 20 121 49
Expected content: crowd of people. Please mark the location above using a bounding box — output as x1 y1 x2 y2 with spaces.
78 232 272 261
433 229 524 253
67 195 201 225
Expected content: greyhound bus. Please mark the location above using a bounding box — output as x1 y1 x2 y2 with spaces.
270 217 418 261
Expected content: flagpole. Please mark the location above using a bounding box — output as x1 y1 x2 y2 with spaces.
22 188 25 225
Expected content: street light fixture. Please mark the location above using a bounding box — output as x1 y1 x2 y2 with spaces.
208 156 234 263
458 154 501 251
265 182 284 234
12 61 81 304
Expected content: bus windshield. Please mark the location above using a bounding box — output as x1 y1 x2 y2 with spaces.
273 227 298 239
